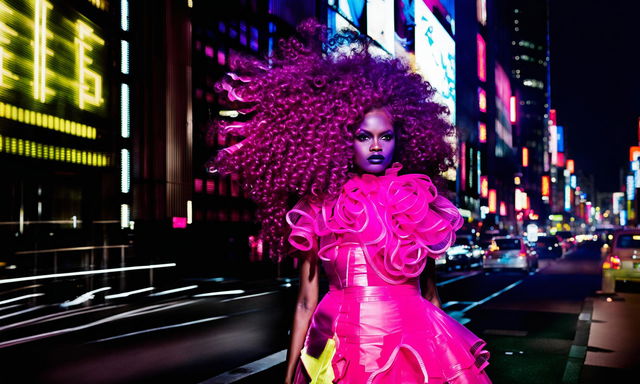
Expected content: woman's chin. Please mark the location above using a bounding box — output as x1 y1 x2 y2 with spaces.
356 162 391 174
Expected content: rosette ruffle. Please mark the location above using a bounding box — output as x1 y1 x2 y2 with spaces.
286 163 463 283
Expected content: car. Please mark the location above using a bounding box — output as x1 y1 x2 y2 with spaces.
601 229 640 293
451 234 484 268
554 230 576 254
534 235 562 259
482 236 539 273
444 235 475 270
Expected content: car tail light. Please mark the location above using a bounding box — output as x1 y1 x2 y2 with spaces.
603 255 621 270
518 252 526 258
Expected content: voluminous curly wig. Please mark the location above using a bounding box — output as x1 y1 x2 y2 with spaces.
208 19 456 261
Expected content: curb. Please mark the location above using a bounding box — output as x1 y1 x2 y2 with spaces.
561 297 594 383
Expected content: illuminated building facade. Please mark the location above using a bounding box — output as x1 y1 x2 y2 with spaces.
508 0 550 224
0 0 119 258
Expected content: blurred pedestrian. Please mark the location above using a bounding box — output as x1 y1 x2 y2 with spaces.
209 19 491 384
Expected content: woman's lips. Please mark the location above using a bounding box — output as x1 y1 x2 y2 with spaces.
368 155 385 164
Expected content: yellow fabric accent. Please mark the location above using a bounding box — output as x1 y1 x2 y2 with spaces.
299 338 337 384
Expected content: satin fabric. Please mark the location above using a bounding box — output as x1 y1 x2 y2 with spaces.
287 164 491 383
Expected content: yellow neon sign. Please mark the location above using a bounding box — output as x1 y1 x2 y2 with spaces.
0 0 106 115
0 101 96 139
0 133 109 166
33 0 52 102
76 20 104 110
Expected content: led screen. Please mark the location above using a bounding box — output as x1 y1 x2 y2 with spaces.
414 0 455 124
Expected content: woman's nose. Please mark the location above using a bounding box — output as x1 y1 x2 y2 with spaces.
370 140 382 151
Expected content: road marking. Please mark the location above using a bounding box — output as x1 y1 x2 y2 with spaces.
460 279 524 313
220 291 277 303
200 349 287 384
436 271 481 287
93 315 230 343
441 301 475 309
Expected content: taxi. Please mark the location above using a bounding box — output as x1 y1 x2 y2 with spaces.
601 229 640 293
482 236 538 273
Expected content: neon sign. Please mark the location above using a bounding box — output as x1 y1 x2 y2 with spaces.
0 0 106 115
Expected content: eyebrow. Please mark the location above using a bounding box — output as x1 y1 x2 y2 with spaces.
356 129 394 135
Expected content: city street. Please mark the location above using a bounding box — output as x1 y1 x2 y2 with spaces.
1 0 639 383
1 240 637 383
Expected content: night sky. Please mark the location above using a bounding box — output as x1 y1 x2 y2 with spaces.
549 1 640 193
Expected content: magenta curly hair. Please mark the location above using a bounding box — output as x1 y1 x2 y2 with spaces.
208 19 456 261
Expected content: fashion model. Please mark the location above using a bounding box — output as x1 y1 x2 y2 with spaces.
210 19 491 384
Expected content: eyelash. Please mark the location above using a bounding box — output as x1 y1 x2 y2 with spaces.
356 134 394 142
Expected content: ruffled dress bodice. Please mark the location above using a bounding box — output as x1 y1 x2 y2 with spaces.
286 162 463 287
286 164 490 384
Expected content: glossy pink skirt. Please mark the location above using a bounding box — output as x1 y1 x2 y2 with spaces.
293 285 491 384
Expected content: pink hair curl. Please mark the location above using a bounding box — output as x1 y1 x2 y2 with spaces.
208 19 456 261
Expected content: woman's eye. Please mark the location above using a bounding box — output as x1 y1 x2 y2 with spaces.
356 134 369 141
381 134 394 141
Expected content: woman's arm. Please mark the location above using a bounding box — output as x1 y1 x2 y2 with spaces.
420 257 441 308
284 252 319 384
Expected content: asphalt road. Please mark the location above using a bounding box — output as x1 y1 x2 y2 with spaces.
0 240 624 384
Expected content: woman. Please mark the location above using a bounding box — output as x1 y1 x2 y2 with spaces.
210 20 491 384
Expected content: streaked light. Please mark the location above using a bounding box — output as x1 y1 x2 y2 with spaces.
187 200 193 224
193 290 245 298
567 159 575 173
488 189 497 213
478 122 487 143
627 175 635 200
542 176 550 197
0 263 176 285
477 34 486 82
121 149 130 193
478 88 487 112
61 287 112 308
522 147 528 167
121 84 130 138
120 204 129 228
476 0 487 25
150 285 198 296
480 176 488 198
121 40 129 74
570 174 577 189
219 110 239 118
556 125 565 153
564 185 571 211
105 287 155 299
510 96 517 123
0 293 45 306
499 202 507 216
120 0 129 31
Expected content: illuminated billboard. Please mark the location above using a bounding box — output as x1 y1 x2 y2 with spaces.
0 0 110 166
415 0 455 124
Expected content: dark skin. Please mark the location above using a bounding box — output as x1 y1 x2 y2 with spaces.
284 109 441 383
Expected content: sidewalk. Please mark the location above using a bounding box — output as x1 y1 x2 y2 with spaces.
579 292 640 382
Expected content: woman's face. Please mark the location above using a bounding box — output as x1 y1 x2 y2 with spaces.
353 109 395 174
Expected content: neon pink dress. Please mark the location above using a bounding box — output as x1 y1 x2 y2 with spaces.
286 163 491 384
